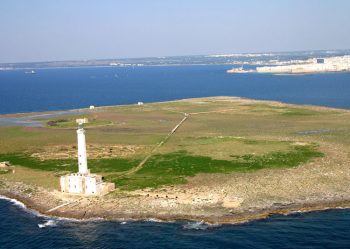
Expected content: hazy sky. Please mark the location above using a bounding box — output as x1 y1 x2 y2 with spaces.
1 0 350 63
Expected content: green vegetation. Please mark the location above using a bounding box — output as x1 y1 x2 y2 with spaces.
0 144 323 190
159 136 294 160
0 154 140 173
0 169 10 174
281 107 324 116
89 158 141 172
46 118 112 128
243 103 332 116
1 97 348 192
107 145 323 190
0 154 77 171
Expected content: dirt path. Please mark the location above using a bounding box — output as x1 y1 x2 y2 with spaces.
116 102 323 177
46 201 75 213
119 106 253 177
119 113 189 177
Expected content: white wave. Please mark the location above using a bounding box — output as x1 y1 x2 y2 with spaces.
54 216 106 224
0 195 92 223
0 195 26 209
38 219 57 228
38 219 58 228
121 221 127 225
0 195 50 218
144 218 164 223
182 220 220 230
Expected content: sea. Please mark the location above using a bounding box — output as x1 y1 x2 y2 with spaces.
1 65 350 114
0 65 350 248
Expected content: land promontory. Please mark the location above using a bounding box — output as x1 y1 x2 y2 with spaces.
0 97 350 223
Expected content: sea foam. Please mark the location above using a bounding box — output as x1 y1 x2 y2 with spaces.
0 195 26 209
38 219 58 228
182 220 221 230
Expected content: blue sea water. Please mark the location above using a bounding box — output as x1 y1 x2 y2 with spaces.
0 65 350 114
1 65 350 248
0 197 349 249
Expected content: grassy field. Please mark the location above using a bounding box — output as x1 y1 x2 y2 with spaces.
108 145 323 190
0 153 141 174
0 97 349 190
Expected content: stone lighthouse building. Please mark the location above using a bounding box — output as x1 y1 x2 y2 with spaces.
60 119 115 195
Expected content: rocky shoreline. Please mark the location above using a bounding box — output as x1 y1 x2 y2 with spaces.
1 189 350 225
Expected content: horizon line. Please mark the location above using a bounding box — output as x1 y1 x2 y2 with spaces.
1 48 350 65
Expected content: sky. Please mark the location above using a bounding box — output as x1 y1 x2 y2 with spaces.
1 0 350 63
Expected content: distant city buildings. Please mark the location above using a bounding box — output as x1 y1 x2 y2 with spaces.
255 56 350 74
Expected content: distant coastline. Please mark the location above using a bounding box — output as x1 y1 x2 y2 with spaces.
1 49 349 70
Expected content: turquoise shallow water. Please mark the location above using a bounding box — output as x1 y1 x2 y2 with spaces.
1 65 350 248
1 197 350 249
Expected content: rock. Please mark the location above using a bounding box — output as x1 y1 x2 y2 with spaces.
222 197 243 209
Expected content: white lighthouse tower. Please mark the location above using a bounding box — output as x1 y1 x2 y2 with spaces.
77 119 89 175
60 118 115 195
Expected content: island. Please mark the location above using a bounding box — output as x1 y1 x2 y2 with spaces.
0 97 349 224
